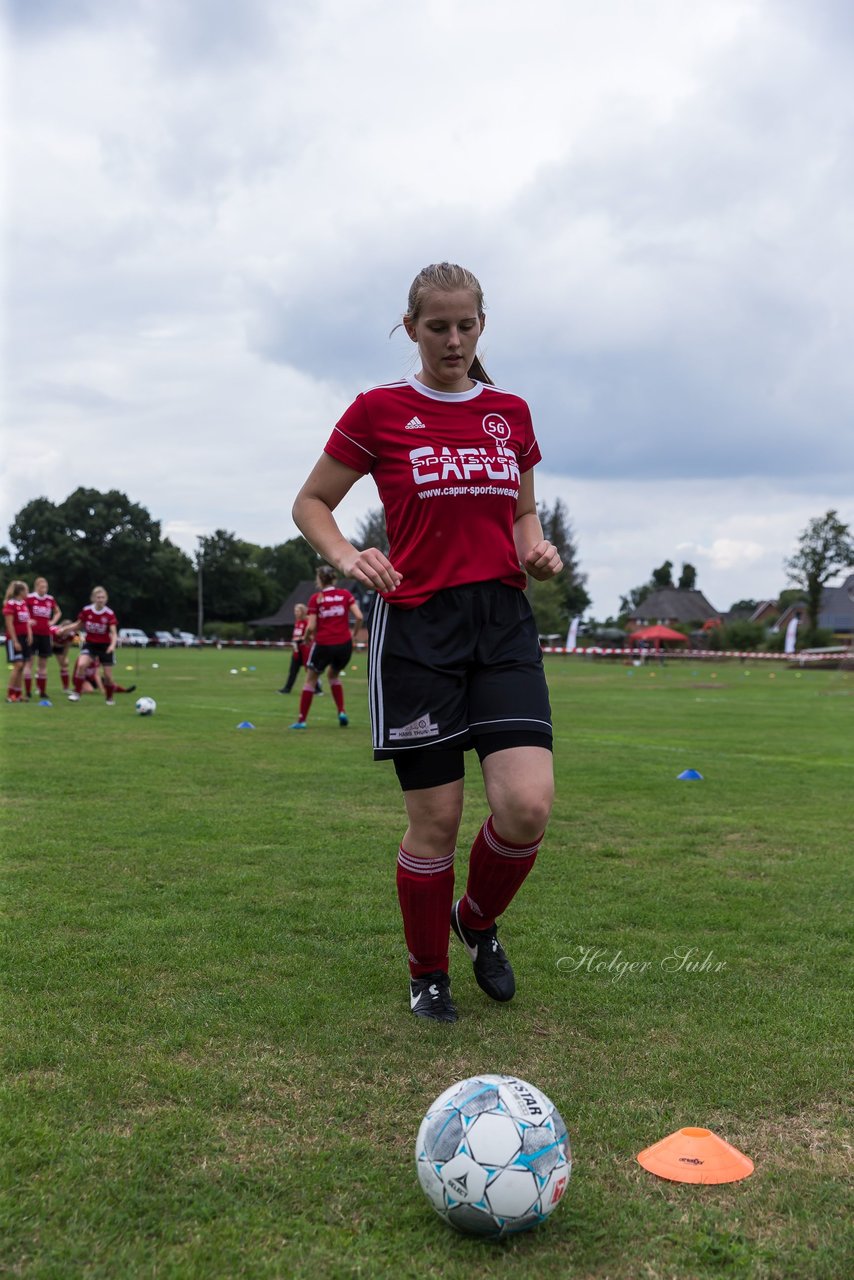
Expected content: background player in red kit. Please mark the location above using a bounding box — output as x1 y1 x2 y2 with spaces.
71 654 136 695
290 567 362 729
4 580 33 702
277 603 323 696
50 619 78 691
26 576 62 701
68 586 118 704
293 263 562 1022
278 603 309 694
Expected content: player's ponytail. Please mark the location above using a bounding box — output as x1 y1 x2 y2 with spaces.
316 566 337 587
467 353 493 386
4 580 28 602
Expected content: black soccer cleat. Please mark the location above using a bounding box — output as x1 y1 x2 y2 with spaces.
409 971 457 1023
451 900 516 1002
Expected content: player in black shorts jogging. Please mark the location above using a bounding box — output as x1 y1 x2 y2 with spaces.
293 263 562 1023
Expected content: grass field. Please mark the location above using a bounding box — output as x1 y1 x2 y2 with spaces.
3 649 852 1279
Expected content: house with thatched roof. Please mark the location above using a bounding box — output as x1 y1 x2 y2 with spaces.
627 588 720 628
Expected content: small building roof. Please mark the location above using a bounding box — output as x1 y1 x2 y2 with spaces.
249 579 366 628
818 572 854 634
628 588 719 626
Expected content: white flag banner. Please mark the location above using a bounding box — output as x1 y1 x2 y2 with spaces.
784 615 799 654
566 616 581 651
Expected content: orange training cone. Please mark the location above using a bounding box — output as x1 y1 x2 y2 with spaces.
637 1127 754 1184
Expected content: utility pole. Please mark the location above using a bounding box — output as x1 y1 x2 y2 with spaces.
196 537 204 642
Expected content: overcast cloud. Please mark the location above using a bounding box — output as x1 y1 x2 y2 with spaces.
4 0 853 616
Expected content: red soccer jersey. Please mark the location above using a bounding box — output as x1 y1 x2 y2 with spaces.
308 588 356 645
78 604 117 642
292 617 308 645
324 378 541 608
26 592 58 635
3 598 31 635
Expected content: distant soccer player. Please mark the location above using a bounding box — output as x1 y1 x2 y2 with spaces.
4 580 33 703
50 620 77 691
277 603 323 695
289 567 362 729
74 654 136 695
68 587 118 704
292 262 562 1023
26 576 62 701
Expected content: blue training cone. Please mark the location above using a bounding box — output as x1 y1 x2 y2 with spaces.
39 698 53 707
237 720 255 729
678 769 704 781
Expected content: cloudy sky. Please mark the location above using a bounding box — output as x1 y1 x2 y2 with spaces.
5 0 854 617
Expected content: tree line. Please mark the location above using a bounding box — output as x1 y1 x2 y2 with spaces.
1 489 591 637
0 489 319 634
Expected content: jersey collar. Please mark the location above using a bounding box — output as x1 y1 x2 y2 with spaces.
406 376 485 403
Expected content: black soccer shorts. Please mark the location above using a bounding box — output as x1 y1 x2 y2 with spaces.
368 579 552 762
6 636 30 663
307 640 352 675
81 642 114 666
32 634 53 658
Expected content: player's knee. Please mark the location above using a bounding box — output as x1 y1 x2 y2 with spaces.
492 783 553 843
411 803 463 852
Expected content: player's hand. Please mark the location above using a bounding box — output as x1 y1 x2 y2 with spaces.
341 546 402 594
524 541 563 581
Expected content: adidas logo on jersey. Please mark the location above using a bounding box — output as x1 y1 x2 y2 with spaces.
405 416 426 430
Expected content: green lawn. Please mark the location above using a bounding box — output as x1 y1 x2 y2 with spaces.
2 649 852 1279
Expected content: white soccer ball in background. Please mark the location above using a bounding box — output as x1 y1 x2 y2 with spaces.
135 696 157 716
415 1074 571 1238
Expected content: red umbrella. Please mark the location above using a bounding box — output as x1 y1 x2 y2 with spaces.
628 624 689 651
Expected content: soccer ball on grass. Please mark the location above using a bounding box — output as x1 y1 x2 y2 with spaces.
135 696 157 716
416 1074 571 1238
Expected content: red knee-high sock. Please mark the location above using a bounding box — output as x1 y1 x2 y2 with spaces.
458 816 543 931
73 675 84 693
397 847 456 978
37 676 47 697
329 678 345 713
297 687 314 722
60 669 69 690
24 676 32 696
103 681 115 701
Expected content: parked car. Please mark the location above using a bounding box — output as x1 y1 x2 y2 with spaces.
152 631 177 647
172 630 200 646
118 628 150 647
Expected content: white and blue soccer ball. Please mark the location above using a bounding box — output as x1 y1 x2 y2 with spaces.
416 1074 571 1238
135 696 157 716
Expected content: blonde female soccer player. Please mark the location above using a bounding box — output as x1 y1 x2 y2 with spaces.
293 263 562 1022
68 586 118 704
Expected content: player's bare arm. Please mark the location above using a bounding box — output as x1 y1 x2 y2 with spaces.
293 454 402 594
513 471 563 582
